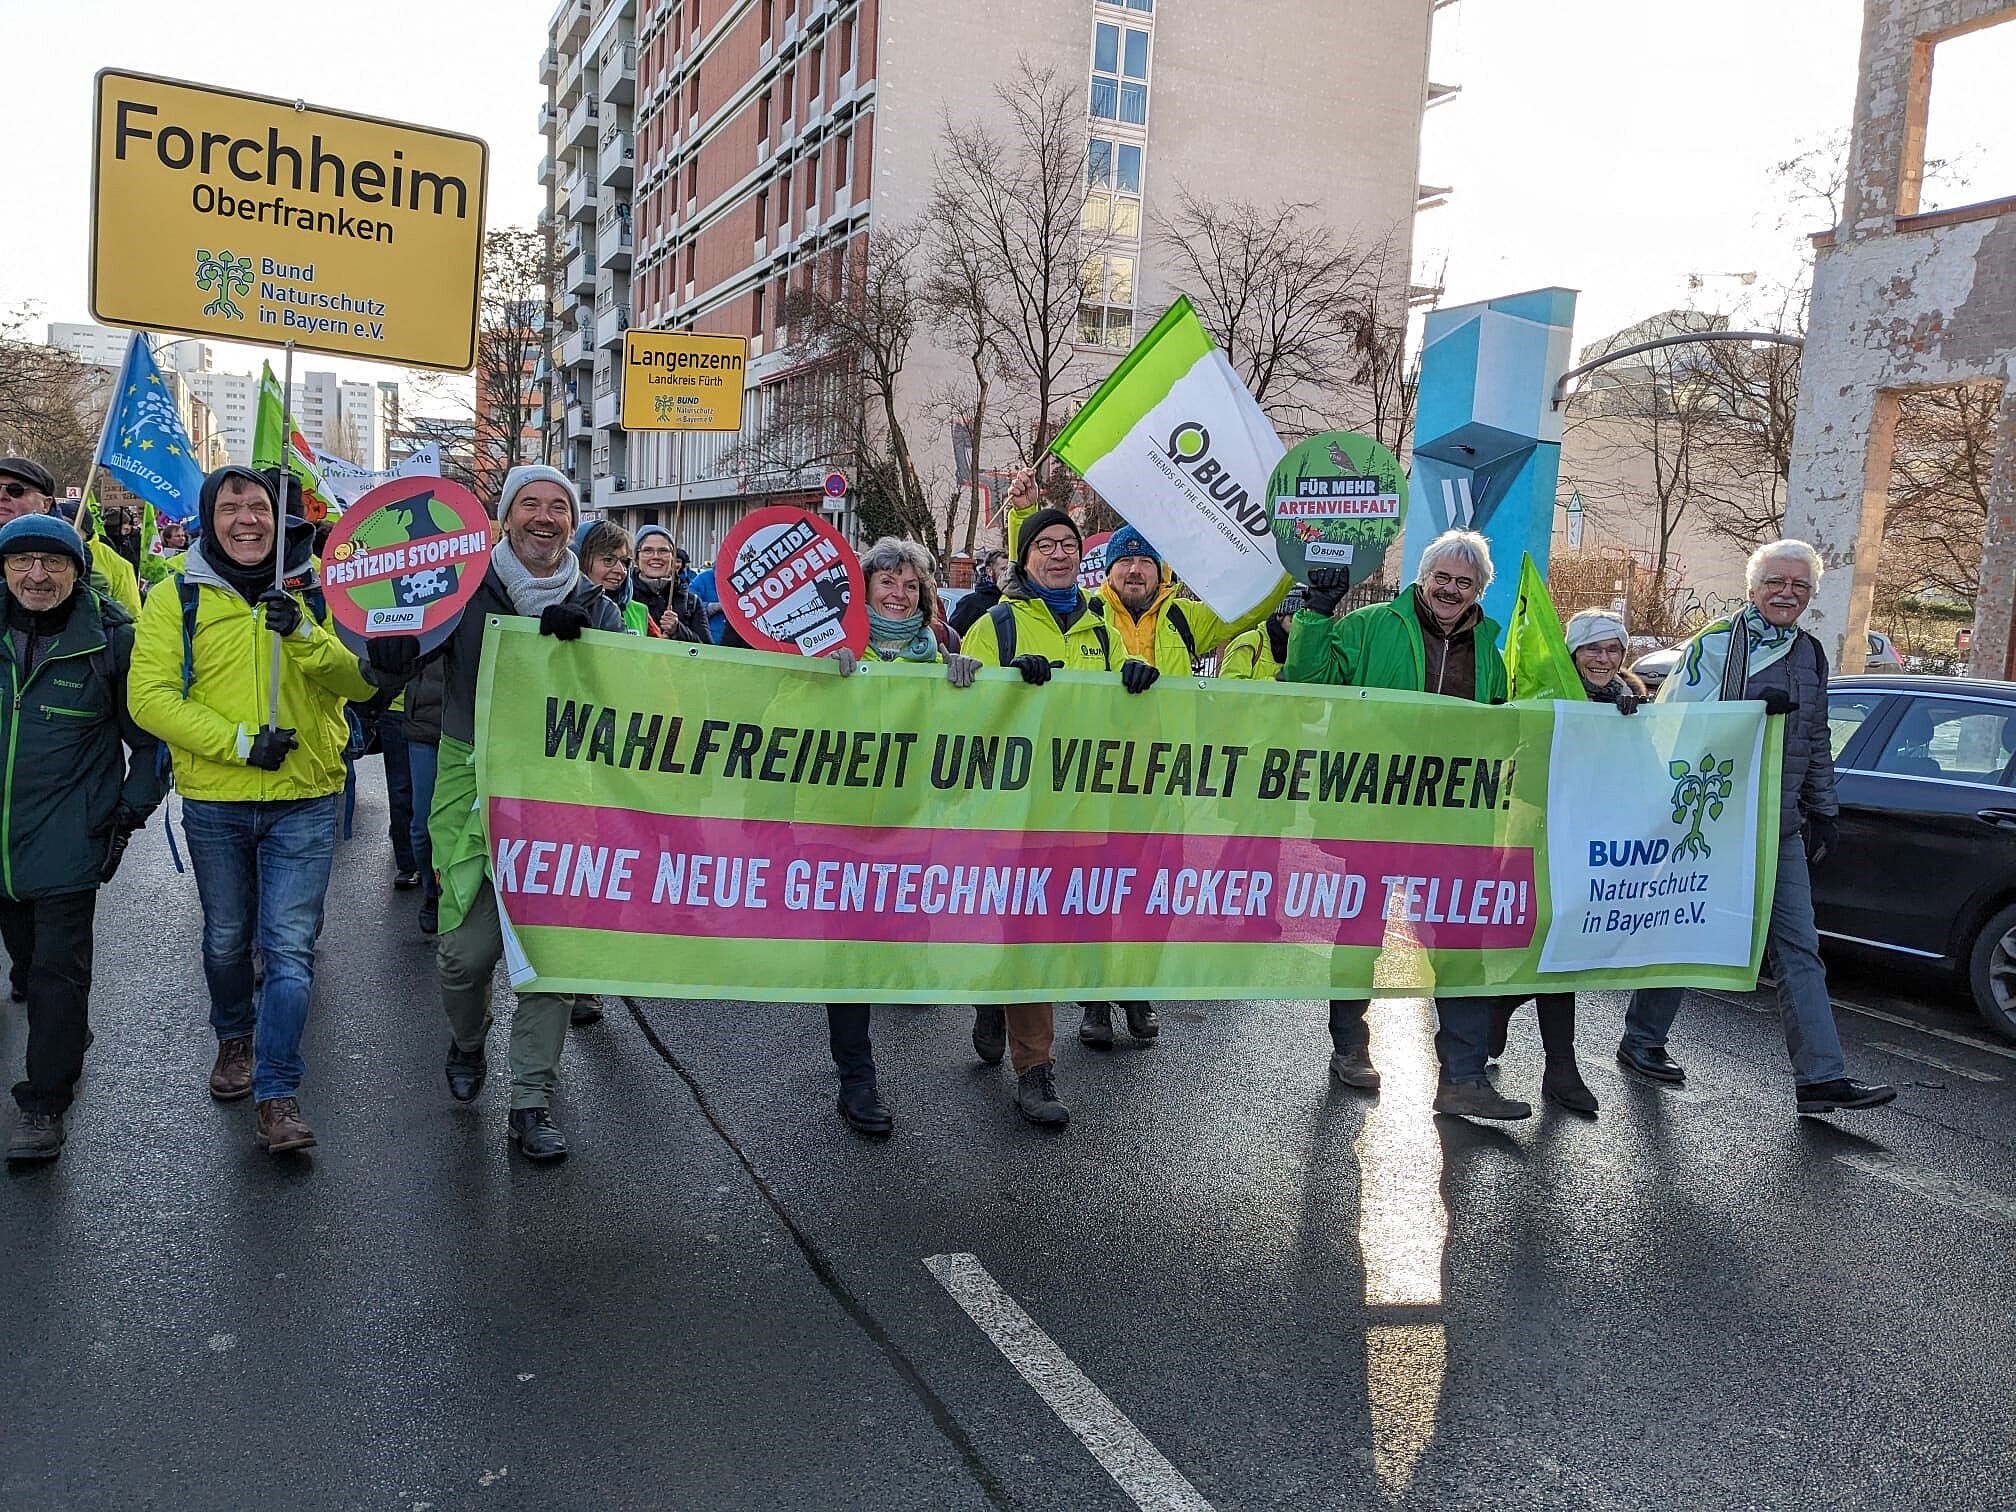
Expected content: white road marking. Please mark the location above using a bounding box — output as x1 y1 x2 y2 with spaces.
1867 1041 2004 1084
1832 1152 2016 1225
923 1252 1214 1512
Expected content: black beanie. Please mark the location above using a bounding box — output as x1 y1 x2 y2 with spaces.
1017 508 1082 568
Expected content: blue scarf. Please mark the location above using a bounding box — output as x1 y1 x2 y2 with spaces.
1030 581 1084 618
867 606 939 662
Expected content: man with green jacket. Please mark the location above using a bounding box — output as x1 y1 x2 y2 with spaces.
1285 527 1528 1121
129 465 377 1156
0 516 163 1162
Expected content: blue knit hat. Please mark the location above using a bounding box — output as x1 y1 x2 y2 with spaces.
0 513 88 573
1105 523 1160 571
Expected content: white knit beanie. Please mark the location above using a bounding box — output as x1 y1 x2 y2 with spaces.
1563 609 1629 654
496 465 580 524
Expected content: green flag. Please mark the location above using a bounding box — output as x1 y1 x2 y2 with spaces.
253 361 336 520
1505 553 1586 702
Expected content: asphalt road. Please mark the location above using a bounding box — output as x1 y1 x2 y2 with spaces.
4 768 2015 1510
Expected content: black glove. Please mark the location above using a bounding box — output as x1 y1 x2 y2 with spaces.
246 726 298 772
366 635 423 680
1010 655 1053 687
1304 567 1351 618
1121 659 1159 694
1615 692 1641 716
1761 688 1798 717
257 588 302 639
92 805 147 883
539 601 592 641
1805 813 1839 865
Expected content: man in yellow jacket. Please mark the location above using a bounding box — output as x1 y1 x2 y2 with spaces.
129 465 376 1156
1094 523 1288 677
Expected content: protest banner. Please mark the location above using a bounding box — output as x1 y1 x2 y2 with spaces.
320 476 492 652
1049 297 1289 622
317 441 443 508
472 621 1782 1003
1266 430 1407 585
90 70 488 371
716 506 867 657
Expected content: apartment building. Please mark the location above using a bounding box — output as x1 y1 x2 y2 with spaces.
540 0 1452 557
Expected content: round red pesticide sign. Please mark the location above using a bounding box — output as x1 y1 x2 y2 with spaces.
717 505 867 657
319 476 494 655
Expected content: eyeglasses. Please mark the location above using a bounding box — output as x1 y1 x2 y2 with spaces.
1760 576 1814 595
3 553 77 575
1428 570 1477 593
1029 537 1079 557
0 482 43 501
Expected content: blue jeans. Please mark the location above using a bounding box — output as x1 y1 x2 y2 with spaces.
183 794 340 1102
408 738 438 893
377 709 418 874
1623 831 1847 1085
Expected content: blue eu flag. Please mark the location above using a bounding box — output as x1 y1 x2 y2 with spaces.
96 333 204 525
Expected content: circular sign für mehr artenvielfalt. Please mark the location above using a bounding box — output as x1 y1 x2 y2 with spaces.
1266 430 1409 583
717 505 867 657
320 476 493 655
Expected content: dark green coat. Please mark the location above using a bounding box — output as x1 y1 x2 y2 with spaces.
0 586 164 900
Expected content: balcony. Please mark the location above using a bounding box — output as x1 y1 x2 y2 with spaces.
565 96 600 149
540 45 559 84
597 305 631 348
593 391 621 430
565 403 591 441
561 322 592 367
599 128 634 189
591 474 630 508
537 101 558 134
567 252 595 294
557 0 588 44
598 40 636 105
564 171 599 219
536 153 556 186
600 220 633 271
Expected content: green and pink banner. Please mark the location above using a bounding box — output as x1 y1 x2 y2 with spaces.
473 619 1782 1003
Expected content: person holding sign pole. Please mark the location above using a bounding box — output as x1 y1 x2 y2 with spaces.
1285 529 1529 1122
379 466 623 1163
958 471 1161 1130
128 465 377 1155
630 525 708 644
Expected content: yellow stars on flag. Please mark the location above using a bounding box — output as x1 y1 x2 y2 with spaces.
137 439 154 451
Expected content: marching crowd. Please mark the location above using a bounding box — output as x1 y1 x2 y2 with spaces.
0 455 1895 1166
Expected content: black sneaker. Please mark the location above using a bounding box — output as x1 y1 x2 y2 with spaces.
1617 1043 1687 1084
1122 1002 1160 1041
1796 1078 1897 1114
1433 1077 1532 1121
445 1043 487 1103
1078 1003 1114 1048
418 896 439 935
1015 1065 1070 1128
393 870 422 891
571 997 604 1026
1329 1045 1382 1091
6 1111 64 1163
837 1083 894 1137
508 1107 568 1161
972 1007 1006 1066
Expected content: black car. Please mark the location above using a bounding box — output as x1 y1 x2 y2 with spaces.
1815 675 2016 1038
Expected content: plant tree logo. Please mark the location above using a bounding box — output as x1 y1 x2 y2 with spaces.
654 394 677 422
1668 752 1735 860
195 249 254 320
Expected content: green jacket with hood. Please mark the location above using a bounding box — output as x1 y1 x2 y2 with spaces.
0 585 164 899
1284 587 1508 704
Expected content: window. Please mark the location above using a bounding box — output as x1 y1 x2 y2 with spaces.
759 90 772 142
762 0 774 41
752 285 765 337
835 130 851 188
755 187 768 238
810 44 824 102
1090 22 1150 124
1078 254 1135 349
1085 137 1143 237
804 152 819 212
1827 692 1887 762
841 14 856 74
1873 698 2016 783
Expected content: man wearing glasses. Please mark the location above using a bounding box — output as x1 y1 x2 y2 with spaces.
0 512 162 1162
1624 539 1895 1115
1284 528 1528 1120
0 458 55 526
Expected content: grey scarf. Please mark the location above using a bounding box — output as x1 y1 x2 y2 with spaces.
490 539 581 618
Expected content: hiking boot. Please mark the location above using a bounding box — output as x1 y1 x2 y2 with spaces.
1616 1043 1686 1084
6 1111 64 1163
1796 1078 1897 1114
972 1007 1006 1066
208 1035 254 1101
1122 1002 1160 1041
253 1097 317 1153
1433 1077 1532 1121
838 1082 894 1137
1078 1002 1114 1048
1542 1056 1599 1115
571 997 605 1027
1015 1065 1070 1129
418 895 439 935
394 869 422 891
508 1107 568 1161
1329 1045 1382 1091
445 1043 486 1103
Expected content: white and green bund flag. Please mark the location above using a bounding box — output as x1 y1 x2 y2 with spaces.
1051 296 1289 621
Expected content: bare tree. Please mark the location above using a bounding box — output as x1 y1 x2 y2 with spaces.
923 199 1013 555
0 306 104 490
934 59 1098 470
411 228 547 500
1566 345 1723 578
1884 382 1998 601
